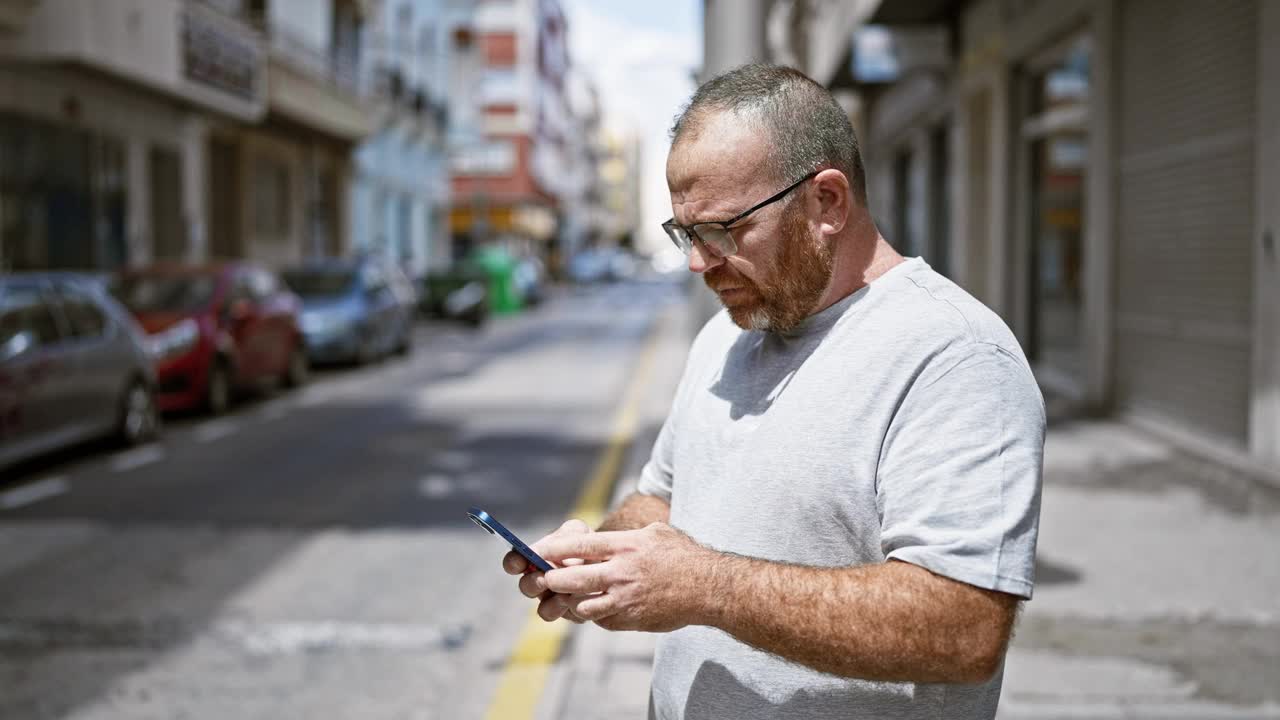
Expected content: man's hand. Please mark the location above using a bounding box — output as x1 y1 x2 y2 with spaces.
502 518 592 623
536 522 714 633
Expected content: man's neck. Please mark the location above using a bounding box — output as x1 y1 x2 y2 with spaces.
809 232 904 316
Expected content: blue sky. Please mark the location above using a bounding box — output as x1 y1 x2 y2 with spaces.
562 0 701 253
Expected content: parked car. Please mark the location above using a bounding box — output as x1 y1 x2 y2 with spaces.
513 256 548 306
1 273 159 471
567 249 609 284
281 257 417 366
111 262 307 415
419 260 490 328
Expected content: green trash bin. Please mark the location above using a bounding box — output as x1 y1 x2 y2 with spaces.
471 247 523 314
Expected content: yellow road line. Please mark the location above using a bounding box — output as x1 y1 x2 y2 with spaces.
483 316 666 720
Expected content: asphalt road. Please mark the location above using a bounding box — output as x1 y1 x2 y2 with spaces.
0 277 687 720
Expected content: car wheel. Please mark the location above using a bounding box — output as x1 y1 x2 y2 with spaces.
207 361 233 415
117 379 159 445
394 325 412 356
283 347 309 388
355 334 375 366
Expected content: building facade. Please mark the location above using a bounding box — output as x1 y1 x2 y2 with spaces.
448 0 572 264
802 0 1280 473
349 0 469 279
0 0 371 271
212 0 371 266
0 0 267 270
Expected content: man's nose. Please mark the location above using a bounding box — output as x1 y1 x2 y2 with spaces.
687 237 724 274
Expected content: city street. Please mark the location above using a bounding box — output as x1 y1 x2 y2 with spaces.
0 277 686 720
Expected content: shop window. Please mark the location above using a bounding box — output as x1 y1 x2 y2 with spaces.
1021 34 1091 379
150 146 187 260
253 156 291 238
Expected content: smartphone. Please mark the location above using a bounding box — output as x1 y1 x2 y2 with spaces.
467 506 554 572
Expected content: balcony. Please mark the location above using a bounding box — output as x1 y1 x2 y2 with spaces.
0 0 266 121
248 6 372 142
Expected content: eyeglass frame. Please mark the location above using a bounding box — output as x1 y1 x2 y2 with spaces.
661 170 819 258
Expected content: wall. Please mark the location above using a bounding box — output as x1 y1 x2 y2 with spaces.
1253 0 1280 465
270 0 332 54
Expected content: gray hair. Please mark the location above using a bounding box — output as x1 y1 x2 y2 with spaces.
670 63 867 204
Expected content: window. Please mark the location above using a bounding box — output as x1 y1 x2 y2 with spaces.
1021 34 1091 378
249 268 277 300
253 157 291 237
56 285 108 339
480 69 518 104
450 140 516 175
0 283 63 353
230 272 255 305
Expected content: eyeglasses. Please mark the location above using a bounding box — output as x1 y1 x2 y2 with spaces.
662 171 817 258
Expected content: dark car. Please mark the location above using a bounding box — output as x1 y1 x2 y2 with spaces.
419 260 490 328
112 263 307 415
1 273 159 471
282 258 417 365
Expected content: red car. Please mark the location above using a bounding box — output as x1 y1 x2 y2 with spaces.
112 263 308 414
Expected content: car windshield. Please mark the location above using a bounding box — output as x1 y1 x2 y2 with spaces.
112 275 216 313
282 270 356 298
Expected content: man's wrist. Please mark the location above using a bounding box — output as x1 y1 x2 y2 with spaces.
685 545 740 629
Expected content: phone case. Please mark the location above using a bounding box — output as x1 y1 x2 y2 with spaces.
467 507 554 572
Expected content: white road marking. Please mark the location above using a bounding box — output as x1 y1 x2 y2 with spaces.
0 618 470 655
295 388 328 407
0 476 69 510
418 474 454 499
194 419 239 443
216 620 471 655
256 401 291 421
434 450 471 471
109 444 165 473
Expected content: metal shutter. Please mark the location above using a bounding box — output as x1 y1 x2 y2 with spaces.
1114 0 1257 447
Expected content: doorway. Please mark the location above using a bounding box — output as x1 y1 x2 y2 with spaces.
1019 34 1091 386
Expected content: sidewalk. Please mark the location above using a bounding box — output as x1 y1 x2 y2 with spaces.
538 315 1280 718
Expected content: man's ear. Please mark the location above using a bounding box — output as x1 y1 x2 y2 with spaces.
812 168 851 236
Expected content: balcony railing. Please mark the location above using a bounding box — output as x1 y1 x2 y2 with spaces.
241 10 362 97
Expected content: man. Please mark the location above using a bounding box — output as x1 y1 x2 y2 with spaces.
503 64 1045 719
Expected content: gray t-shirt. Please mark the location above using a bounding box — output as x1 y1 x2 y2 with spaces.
637 257 1045 720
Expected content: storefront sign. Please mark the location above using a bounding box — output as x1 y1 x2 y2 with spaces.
182 8 263 104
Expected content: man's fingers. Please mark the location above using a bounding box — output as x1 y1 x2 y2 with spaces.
543 563 611 595
557 518 592 535
537 592 570 622
518 571 547 599
567 593 617 622
533 531 619 563
502 550 529 575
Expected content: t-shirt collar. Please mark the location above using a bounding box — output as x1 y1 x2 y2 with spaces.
777 256 924 338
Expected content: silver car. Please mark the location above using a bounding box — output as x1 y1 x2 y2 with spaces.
1 273 159 471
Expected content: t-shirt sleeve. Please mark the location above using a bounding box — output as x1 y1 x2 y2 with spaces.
635 314 713 502
636 410 676 502
876 344 1046 598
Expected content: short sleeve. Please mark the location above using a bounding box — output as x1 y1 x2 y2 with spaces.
636 410 676 502
877 344 1045 598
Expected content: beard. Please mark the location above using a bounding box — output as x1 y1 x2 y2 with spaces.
704 203 834 333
